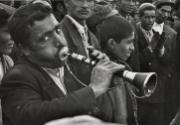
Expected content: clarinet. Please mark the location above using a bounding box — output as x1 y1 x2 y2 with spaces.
67 52 97 66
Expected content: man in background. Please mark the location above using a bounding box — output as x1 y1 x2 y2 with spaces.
61 0 100 85
0 7 14 125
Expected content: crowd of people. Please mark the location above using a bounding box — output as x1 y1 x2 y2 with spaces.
0 0 180 125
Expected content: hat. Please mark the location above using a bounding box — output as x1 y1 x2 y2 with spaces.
98 15 133 50
153 0 174 9
138 3 156 16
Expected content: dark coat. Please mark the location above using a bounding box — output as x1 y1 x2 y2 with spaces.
0 56 99 125
135 23 177 103
60 16 100 85
0 55 139 125
135 24 177 125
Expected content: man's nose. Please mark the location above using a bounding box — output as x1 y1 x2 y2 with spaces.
54 32 67 47
164 12 170 18
81 0 89 7
130 43 135 51
149 17 155 23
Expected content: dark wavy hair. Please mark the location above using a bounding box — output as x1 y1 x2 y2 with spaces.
8 3 52 48
0 8 10 28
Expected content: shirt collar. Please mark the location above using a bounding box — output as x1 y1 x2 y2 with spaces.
66 15 87 34
42 67 64 77
140 23 153 33
152 22 164 35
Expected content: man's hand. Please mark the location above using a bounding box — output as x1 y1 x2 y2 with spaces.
89 60 125 97
148 32 159 52
88 47 109 61
155 31 166 50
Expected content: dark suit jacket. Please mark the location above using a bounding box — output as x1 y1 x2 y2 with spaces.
0 56 98 125
0 55 139 125
135 23 177 103
60 16 100 85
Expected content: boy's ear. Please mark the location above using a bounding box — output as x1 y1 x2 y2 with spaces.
107 38 116 49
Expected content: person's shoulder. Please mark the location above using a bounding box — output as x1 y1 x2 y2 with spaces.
2 55 14 67
164 24 177 35
2 57 45 86
60 16 73 26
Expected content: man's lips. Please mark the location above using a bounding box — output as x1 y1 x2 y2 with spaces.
58 47 69 61
79 10 89 14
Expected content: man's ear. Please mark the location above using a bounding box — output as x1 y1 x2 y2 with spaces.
18 44 31 56
107 38 116 49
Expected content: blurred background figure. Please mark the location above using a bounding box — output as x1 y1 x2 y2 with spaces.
174 0 180 31
115 0 140 23
87 0 119 38
0 6 14 125
170 0 180 124
153 0 177 125
51 0 67 22
0 3 14 87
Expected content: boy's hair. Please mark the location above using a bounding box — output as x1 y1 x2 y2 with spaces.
98 15 134 51
8 3 52 48
0 8 10 28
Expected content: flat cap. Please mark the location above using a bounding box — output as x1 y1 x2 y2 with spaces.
153 0 174 8
139 2 156 12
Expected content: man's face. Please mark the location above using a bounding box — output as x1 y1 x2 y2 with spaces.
140 10 156 31
156 5 172 23
28 14 68 68
113 33 135 61
66 0 94 20
0 26 14 55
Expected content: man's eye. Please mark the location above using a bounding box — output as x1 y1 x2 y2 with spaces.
44 36 49 41
40 35 49 42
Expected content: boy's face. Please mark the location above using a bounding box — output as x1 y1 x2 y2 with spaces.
112 32 135 61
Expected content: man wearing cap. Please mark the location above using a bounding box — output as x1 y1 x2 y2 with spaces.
135 1 177 125
153 1 177 125
133 4 161 125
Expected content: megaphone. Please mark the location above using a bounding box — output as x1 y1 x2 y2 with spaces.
122 70 157 97
67 52 157 97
